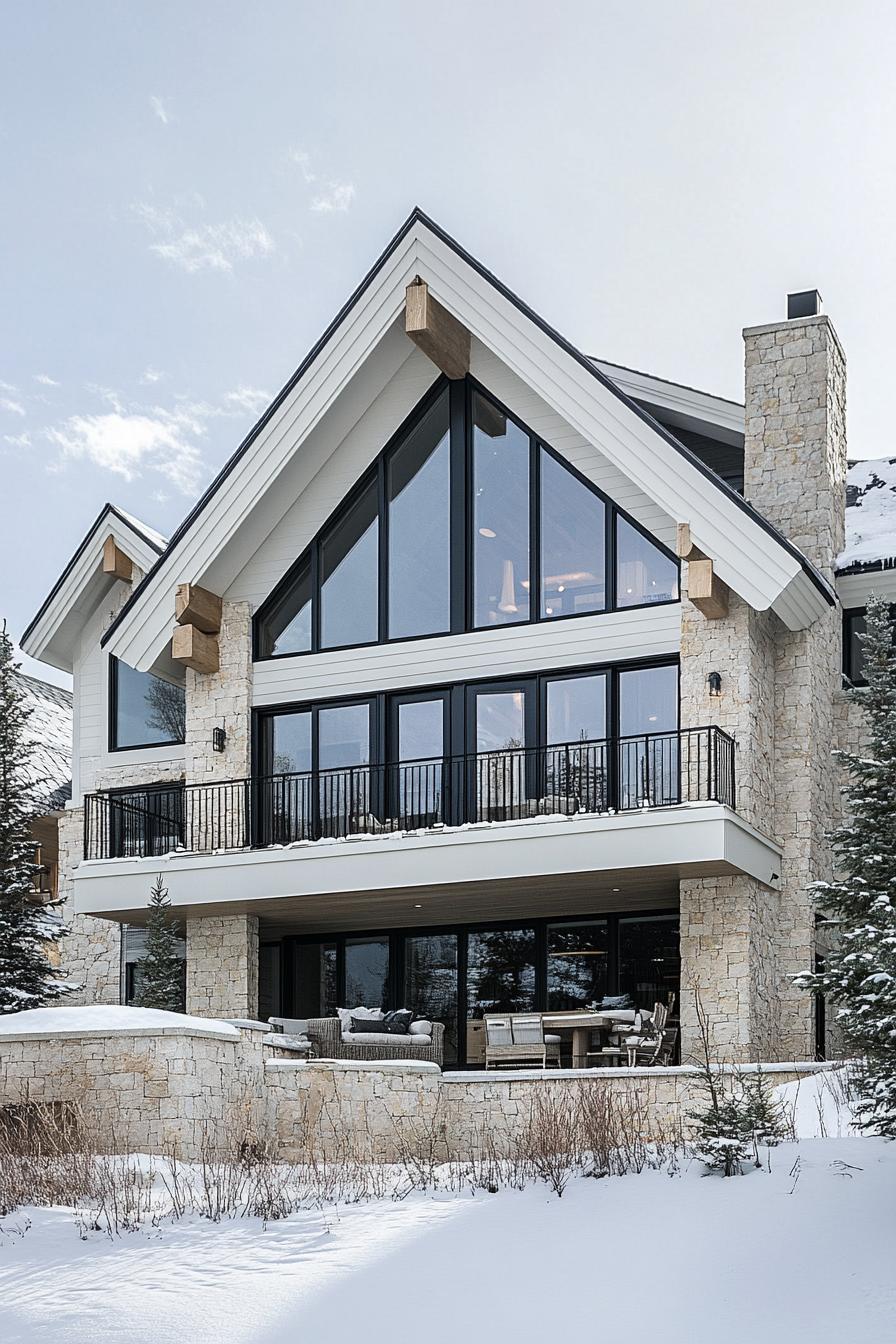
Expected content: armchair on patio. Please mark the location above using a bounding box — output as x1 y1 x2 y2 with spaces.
267 1017 316 1057
484 1013 562 1069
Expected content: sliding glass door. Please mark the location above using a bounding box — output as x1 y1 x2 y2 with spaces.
618 664 679 808
470 683 533 821
390 692 448 827
544 672 608 813
404 933 459 1065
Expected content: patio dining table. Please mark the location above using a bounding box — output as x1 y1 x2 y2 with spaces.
541 1009 640 1069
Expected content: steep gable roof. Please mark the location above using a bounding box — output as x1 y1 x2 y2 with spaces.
99 209 833 671
20 503 166 673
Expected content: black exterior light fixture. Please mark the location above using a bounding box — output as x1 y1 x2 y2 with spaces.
212 725 227 753
707 671 722 697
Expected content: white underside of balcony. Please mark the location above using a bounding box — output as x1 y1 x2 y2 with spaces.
73 802 782 925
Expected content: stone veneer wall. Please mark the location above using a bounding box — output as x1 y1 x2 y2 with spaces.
0 1034 833 1163
186 916 260 1019
266 1060 829 1162
0 1024 270 1158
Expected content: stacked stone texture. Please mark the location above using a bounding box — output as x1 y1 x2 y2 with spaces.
678 313 846 1063
186 915 259 1020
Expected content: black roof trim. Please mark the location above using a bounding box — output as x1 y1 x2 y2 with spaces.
100 207 834 649
20 503 165 648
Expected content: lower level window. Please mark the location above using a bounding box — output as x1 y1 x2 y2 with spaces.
121 924 185 1005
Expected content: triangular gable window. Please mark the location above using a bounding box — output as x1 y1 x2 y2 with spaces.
254 379 678 658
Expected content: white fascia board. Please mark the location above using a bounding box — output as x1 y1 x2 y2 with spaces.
73 804 782 921
103 238 425 672
591 359 745 446
837 568 896 609
102 217 829 669
20 508 164 672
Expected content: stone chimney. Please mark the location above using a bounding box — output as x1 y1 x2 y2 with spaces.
742 292 846 584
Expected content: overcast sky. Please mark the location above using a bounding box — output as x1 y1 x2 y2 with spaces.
3 1 895 686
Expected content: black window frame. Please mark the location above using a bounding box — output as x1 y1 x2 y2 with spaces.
842 605 896 687
253 376 680 660
108 654 186 753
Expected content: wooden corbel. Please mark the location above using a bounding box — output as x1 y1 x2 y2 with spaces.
405 279 470 380
102 535 133 583
172 623 219 675
677 523 729 620
175 583 222 634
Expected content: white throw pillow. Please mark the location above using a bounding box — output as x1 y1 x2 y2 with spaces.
336 1006 383 1032
409 1019 433 1036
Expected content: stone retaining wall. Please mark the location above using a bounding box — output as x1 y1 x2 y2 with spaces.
0 1026 833 1163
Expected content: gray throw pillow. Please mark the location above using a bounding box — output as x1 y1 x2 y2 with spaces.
382 1009 413 1035
350 1016 389 1034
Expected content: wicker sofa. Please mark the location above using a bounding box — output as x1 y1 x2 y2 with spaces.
307 1016 445 1067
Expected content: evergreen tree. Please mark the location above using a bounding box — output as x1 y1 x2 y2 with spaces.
132 875 185 1012
798 594 896 1137
0 622 68 1013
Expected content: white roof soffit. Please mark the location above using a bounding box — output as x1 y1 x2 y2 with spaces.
19 505 165 673
102 212 833 671
591 359 745 447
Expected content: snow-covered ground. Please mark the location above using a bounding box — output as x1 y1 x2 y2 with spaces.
0 1075 891 1344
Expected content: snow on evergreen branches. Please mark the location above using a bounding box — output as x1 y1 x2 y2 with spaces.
798 594 896 1137
0 622 68 1012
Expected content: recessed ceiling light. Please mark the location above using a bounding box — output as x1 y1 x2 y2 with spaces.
479 527 496 538
414 903 422 908
612 887 620 892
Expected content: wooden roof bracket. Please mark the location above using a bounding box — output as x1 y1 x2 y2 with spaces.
677 522 729 620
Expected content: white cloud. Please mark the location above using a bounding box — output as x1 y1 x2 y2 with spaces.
150 95 171 125
33 373 59 387
133 202 275 274
0 380 19 393
3 432 30 448
310 182 356 214
1 397 25 416
288 149 316 183
46 405 205 494
140 365 164 385
222 386 271 416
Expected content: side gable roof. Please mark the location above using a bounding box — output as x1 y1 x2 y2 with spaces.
20 503 166 673
16 671 73 814
101 209 834 671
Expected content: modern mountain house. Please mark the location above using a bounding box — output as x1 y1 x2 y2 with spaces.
20 212 896 1065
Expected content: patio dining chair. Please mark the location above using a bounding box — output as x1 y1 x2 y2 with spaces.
626 1024 679 1068
484 1013 561 1069
588 1011 643 1067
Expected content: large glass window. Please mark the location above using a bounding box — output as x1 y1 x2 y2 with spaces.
618 663 679 808
320 477 379 649
319 702 371 833
293 941 338 1019
405 933 459 1065
257 558 312 657
395 696 445 824
388 391 451 639
111 658 185 749
618 915 680 1013
545 673 607 812
254 379 679 658
271 711 311 775
472 393 530 627
466 927 536 1020
540 449 606 618
547 920 609 1011
345 937 389 1010
616 516 679 607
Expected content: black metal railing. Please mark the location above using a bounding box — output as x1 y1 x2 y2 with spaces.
83 725 735 860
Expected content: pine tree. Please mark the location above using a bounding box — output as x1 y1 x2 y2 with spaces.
131 875 185 1012
798 594 896 1137
0 622 68 1013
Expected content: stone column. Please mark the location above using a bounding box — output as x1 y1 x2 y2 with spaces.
185 600 252 784
744 310 846 1061
186 915 260 1020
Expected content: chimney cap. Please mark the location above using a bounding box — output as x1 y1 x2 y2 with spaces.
787 289 823 320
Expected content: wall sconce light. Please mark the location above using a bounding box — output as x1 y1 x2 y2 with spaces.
212 725 227 753
707 671 722 697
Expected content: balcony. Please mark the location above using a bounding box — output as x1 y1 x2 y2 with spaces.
84 727 735 861
74 726 780 928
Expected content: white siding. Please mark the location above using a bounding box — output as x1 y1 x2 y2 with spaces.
226 346 439 607
252 604 681 706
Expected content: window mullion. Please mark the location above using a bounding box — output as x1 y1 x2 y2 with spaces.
378 457 388 644
530 439 540 624
450 378 467 634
